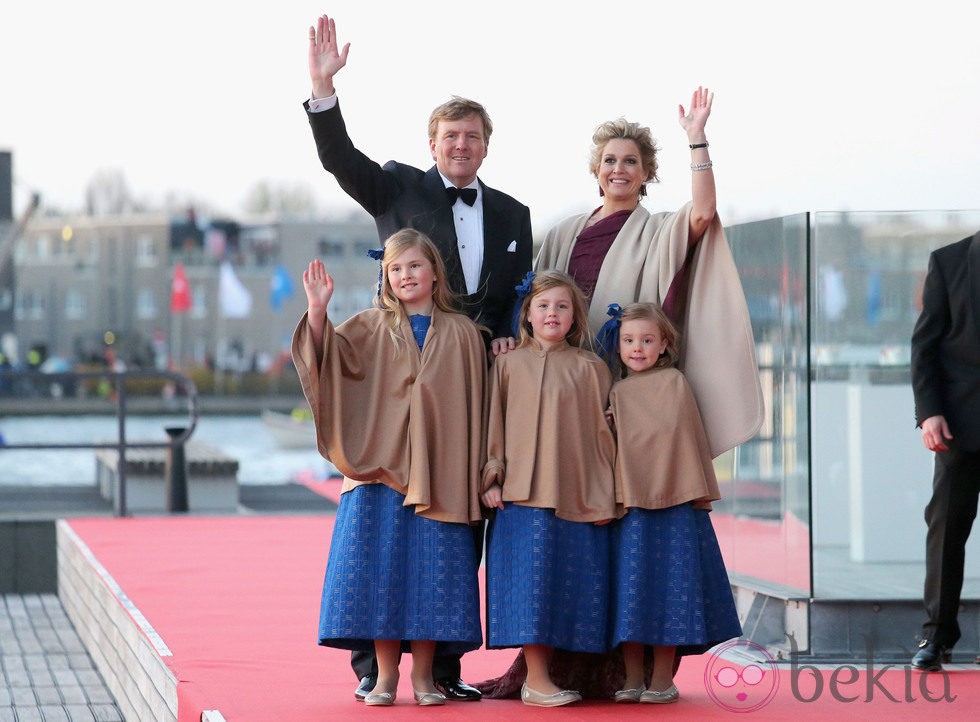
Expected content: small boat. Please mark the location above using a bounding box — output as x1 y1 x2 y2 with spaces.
261 408 316 449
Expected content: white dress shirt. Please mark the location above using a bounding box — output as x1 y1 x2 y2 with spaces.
439 173 484 295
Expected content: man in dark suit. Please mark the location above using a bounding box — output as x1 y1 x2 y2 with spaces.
304 14 533 701
305 14 532 355
910 230 980 671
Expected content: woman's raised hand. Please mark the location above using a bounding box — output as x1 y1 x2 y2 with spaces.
678 86 713 139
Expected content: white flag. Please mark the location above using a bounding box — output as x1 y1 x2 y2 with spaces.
219 261 253 318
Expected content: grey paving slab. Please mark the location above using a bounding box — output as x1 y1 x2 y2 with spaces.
38 705 70 722
89 705 123 722
63 707 96 722
59 687 87 705
0 595 122 722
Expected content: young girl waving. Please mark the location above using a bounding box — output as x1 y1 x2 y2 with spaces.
605 302 741 704
481 270 616 707
291 229 486 707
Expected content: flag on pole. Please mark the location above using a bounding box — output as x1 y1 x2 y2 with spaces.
269 264 295 311
219 261 253 318
170 263 192 313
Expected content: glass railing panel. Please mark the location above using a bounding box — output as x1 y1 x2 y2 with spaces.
722 213 811 596
810 210 980 599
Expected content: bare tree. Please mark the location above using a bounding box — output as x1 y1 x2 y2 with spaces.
244 180 317 214
84 168 135 216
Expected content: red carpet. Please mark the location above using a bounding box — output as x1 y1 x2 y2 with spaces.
712 512 811 591
66 516 980 721
294 472 344 505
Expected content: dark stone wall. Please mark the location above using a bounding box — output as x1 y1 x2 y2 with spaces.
0 521 57 593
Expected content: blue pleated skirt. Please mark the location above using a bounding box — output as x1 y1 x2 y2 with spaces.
486 503 610 653
609 504 742 655
317 483 482 656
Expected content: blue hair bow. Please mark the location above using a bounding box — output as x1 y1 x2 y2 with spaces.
595 303 623 362
510 271 535 336
515 271 535 299
366 247 384 296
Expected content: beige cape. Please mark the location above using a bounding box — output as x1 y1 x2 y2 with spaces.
482 340 616 522
535 202 764 458
291 307 486 524
609 367 720 512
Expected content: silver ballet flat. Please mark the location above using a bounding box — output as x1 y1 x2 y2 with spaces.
363 690 395 706
521 683 582 707
614 686 645 703
640 683 679 704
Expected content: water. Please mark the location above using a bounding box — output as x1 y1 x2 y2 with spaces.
0 414 333 486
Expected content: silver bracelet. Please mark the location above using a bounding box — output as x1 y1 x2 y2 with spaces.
690 160 714 172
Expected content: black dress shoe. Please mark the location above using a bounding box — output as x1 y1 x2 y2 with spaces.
354 674 377 701
434 677 482 701
912 640 951 671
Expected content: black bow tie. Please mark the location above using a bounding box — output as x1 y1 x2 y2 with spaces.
446 186 478 206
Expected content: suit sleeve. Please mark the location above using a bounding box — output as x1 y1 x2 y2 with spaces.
492 204 533 339
911 252 949 425
304 99 399 218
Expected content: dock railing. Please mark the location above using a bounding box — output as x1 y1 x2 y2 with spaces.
0 369 198 517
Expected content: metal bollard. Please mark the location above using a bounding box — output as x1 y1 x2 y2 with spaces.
165 426 190 513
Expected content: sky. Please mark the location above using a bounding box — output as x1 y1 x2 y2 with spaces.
3 1 980 235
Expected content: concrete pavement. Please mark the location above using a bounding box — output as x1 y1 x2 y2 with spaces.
1 593 122 722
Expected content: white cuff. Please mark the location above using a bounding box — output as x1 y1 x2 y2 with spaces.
308 93 338 113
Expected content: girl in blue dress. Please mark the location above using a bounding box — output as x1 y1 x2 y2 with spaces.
481 270 617 707
292 229 486 707
605 302 742 704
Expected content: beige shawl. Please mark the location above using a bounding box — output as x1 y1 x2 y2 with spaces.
483 340 616 522
291 307 486 524
609 367 720 512
536 202 764 457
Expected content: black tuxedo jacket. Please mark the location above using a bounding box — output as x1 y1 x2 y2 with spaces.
305 100 533 340
911 231 980 451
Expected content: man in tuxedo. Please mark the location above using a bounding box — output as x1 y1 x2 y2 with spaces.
910 230 980 671
303 14 533 701
305 14 532 356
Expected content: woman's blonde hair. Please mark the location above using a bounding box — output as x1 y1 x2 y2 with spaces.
515 271 593 351
617 302 679 375
374 229 460 347
588 118 660 195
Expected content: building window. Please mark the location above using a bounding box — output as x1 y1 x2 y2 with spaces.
136 289 157 319
15 289 46 321
328 289 351 319
136 234 158 267
35 234 51 261
317 239 346 257
352 286 376 311
65 289 86 320
56 232 74 258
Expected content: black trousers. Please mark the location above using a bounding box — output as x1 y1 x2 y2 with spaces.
350 519 486 680
922 444 980 648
